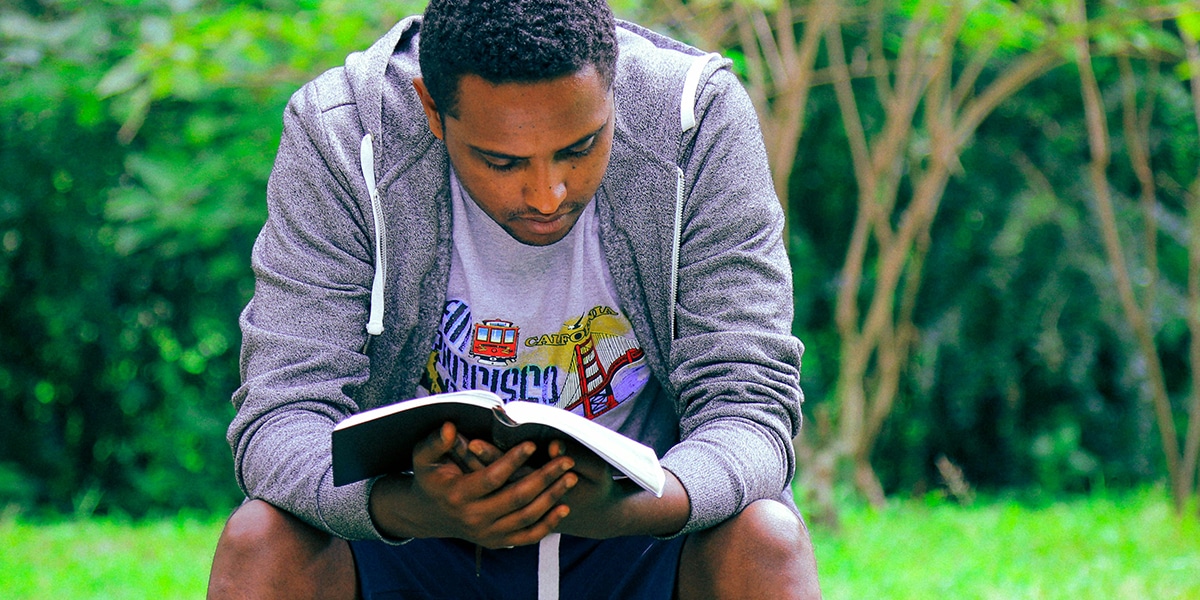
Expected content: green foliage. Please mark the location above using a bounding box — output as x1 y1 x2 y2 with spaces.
0 0 424 517
959 0 1053 52
2 0 1198 518
786 0 1199 498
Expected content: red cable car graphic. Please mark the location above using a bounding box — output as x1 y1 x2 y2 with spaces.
470 320 519 366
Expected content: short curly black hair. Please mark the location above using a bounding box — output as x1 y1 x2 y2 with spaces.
419 0 618 117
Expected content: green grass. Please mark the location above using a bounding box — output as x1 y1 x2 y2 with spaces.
813 488 1200 599
0 490 1196 598
0 514 222 599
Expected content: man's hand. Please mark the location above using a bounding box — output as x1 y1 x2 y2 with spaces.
468 438 622 537
542 439 627 537
475 438 692 540
368 422 577 548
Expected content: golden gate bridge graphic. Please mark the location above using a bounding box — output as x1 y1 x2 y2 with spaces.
560 315 644 420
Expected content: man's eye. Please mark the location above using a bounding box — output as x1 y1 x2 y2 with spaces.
567 137 596 157
483 157 518 172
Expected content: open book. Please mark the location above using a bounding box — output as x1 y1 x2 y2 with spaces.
331 389 665 496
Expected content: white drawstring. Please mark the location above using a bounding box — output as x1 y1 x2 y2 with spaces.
360 133 386 336
680 53 719 132
537 533 561 600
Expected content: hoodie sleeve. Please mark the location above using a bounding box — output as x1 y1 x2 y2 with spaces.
658 64 805 534
227 76 394 542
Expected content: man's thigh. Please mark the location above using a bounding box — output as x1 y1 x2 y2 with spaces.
350 534 685 600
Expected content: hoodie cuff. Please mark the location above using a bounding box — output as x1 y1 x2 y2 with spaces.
659 444 741 537
316 470 411 545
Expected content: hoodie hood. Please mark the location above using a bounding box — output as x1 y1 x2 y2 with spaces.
340 17 719 181
344 16 423 152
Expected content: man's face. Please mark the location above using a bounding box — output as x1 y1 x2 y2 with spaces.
413 66 614 246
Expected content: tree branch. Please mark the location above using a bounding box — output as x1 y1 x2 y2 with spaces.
1072 0 1184 510
1176 22 1200 506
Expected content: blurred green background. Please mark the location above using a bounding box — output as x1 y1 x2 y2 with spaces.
1 0 1199 527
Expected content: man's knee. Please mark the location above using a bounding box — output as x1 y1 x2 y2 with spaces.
679 499 821 600
218 500 321 554
208 500 356 600
727 499 812 557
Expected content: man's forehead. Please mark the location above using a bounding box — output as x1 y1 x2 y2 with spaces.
452 65 610 105
445 69 614 152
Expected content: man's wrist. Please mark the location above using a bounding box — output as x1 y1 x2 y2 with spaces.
368 474 422 540
628 470 690 537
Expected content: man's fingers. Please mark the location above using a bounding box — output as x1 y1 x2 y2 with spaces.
467 439 537 482
491 470 577 533
489 504 573 549
477 473 576 549
412 422 457 467
467 442 540 495
409 431 589 548
495 462 585 547
468 439 504 464
452 448 574 531
480 453 576 521
453 434 489 472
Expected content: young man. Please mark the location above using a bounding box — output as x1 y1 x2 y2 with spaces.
208 0 820 598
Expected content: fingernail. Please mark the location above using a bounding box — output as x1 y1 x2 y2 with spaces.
562 459 575 471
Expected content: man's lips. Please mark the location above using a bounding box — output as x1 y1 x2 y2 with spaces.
517 213 569 235
503 202 588 242
521 214 565 223
512 207 582 228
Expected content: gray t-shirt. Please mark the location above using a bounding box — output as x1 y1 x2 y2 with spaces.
418 173 677 454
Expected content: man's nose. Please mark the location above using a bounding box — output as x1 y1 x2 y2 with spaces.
524 163 568 214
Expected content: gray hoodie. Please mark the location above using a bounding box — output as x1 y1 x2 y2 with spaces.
229 16 804 542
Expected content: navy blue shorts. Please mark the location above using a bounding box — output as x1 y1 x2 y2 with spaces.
350 534 686 599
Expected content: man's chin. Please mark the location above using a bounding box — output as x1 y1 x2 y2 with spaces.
505 228 571 247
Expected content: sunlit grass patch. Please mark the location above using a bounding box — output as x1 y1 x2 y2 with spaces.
0 514 223 599
1 489 1196 599
812 488 1200 599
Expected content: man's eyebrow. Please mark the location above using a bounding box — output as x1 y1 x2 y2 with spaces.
469 122 608 161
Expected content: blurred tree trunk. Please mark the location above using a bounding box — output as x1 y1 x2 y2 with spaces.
816 0 1060 513
1181 18 1200 518
1071 0 1200 514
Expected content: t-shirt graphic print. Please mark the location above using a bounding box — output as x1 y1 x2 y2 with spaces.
423 300 648 421
417 173 650 425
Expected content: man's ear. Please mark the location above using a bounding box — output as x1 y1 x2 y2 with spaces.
411 77 445 140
